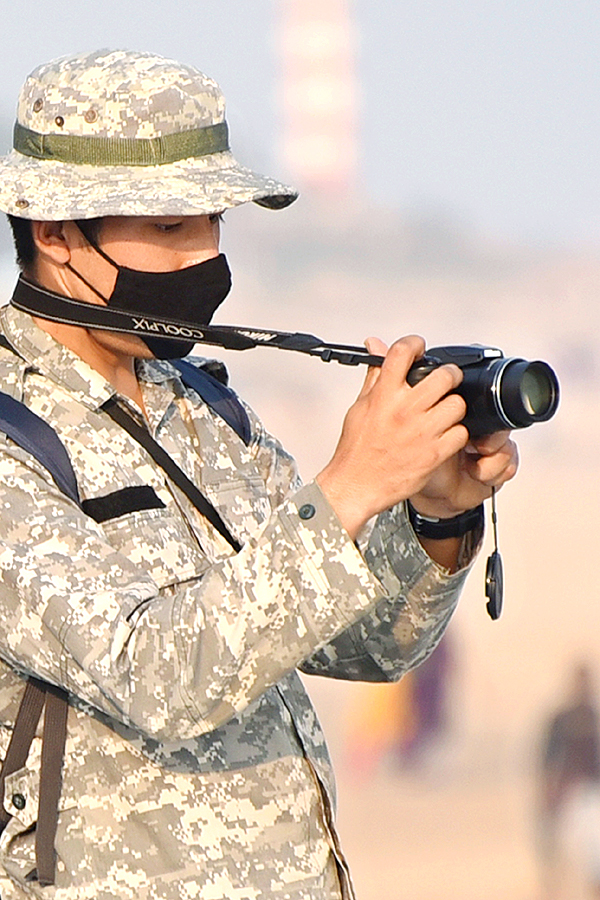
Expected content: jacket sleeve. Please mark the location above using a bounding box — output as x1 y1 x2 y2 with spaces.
299 501 477 681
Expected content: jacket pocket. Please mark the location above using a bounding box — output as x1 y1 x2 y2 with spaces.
100 505 209 587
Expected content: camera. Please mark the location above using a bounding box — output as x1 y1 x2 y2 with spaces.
406 345 560 437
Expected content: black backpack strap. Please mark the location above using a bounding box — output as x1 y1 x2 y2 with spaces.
172 358 251 445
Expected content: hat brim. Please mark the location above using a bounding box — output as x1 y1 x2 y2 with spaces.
0 148 298 220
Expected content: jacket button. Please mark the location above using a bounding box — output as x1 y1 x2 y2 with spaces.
299 503 316 520
11 793 26 810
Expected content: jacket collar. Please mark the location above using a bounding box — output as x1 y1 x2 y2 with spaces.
0 303 184 414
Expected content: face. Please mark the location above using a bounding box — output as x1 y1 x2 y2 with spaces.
68 213 223 297
32 213 224 364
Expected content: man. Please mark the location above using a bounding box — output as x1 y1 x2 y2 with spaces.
538 663 600 899
0 49 517 899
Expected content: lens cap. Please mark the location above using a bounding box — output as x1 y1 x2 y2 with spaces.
485 550 504 620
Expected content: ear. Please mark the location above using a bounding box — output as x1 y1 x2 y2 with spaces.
31 220 73 266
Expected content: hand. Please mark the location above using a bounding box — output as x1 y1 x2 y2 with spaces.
409 429 519 519
317 335 471 539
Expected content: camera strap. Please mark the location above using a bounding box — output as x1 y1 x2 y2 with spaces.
10 275 385 368
10 277 508 617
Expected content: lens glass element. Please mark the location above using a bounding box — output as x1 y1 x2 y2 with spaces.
520 366 553 416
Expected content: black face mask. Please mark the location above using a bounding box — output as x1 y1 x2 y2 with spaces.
66 224 232 358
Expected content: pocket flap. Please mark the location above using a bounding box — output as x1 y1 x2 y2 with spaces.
3 764 39 830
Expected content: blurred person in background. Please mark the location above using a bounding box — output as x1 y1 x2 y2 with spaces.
538 662 600 899
0 49 518 899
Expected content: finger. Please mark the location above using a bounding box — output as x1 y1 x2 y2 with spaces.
468 430 512 457
357 336 389 396
376 335 426 389
424 391 468 434
410 363 464 411
365 336 388 357
360 334 425 400
434 421 471 464
464 439 519 486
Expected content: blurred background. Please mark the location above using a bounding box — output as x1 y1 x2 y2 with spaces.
0 1 599 897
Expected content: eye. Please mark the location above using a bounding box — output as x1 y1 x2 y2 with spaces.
209 212 225 225
154 221 182 233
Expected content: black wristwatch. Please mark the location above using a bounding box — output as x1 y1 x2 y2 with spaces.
407 501 484 540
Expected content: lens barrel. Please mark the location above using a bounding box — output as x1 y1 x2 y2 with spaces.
459 357 560 436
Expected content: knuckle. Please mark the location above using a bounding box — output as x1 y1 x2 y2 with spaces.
440 363 463 386
444 393 467 419
391 334 424 358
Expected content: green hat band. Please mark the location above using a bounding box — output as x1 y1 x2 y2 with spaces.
13 120 229 167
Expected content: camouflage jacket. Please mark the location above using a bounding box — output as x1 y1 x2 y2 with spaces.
0 305 474 900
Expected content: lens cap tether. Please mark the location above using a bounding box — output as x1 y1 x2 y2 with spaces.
485 488 504 620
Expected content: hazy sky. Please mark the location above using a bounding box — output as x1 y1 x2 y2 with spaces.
0 0 597 245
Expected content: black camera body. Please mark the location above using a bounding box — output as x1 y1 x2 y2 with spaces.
407 345 560 437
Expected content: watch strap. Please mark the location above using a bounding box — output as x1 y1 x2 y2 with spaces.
407 501 484 539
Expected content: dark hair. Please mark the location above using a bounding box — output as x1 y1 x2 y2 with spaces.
7 214 36 271
6 215 104 272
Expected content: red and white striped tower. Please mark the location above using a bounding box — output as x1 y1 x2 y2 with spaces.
276 0 359 202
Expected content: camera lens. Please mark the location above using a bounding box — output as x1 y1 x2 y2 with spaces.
496 359 560 428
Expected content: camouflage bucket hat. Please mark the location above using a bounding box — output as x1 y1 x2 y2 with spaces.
0 49 298 220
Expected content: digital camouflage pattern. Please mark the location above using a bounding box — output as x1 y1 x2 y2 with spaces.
0 304 475 899
0 49 298 221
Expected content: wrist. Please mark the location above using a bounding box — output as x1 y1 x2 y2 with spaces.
407 493 467 520
315 470 370 541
